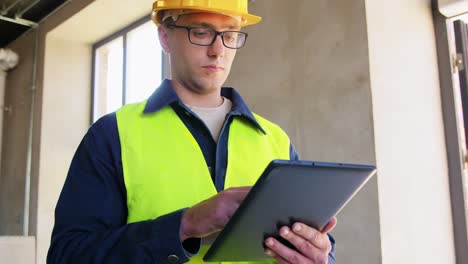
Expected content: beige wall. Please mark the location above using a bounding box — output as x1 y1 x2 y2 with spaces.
366 0 456 263
37 35 92 264
0 236 35 264
227 1 380 263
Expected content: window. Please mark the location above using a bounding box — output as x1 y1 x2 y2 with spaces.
433 4 468 262
92 16 163 122
452 16 468 227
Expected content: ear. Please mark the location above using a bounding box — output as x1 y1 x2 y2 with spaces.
158 26 171 54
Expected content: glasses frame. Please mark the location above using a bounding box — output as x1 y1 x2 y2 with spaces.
167 25 248 49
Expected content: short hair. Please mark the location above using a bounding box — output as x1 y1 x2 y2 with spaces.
160 10 178 27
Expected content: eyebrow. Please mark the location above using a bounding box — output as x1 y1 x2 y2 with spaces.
189 22 239 30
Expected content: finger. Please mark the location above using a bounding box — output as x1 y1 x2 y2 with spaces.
265 249 289 264
226 186 252 193
224 187 251 202
265 237 309 264
228 186 252 192
321 217 337 234
224 199 243 219
279 226 323 260
292 223 331 250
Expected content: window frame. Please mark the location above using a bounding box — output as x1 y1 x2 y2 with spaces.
91 14 163 123
432 1 468 263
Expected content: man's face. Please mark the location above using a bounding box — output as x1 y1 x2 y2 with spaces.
161 12 241 95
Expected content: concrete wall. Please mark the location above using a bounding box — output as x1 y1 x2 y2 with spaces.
0 31 35 235
366 0 455 263
227 1 380 263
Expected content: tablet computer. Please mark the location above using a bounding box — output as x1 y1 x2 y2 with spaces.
203 159 376 262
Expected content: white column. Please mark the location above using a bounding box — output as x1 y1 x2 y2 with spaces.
365 0 456 263
0 49 19 174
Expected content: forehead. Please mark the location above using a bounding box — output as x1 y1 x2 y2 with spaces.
177 12 241 30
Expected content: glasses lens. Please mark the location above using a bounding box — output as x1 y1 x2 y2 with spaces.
187 27 247 49
221 31 242 49
236 32 247 48
189 27 215 45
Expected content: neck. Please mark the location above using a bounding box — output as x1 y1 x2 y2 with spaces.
171 79 224 108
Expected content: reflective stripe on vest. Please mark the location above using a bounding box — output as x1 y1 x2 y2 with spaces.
116 101 290 263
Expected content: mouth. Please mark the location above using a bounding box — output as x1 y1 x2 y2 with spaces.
202 65 224 73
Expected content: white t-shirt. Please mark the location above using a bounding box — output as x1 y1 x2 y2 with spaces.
188 97 233 143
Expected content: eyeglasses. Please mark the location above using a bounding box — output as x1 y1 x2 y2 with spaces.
167 25 248 49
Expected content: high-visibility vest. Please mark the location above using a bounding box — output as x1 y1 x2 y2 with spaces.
116 101 290 263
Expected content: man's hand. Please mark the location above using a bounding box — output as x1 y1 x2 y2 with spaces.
264 217 337 264
180 187 251 241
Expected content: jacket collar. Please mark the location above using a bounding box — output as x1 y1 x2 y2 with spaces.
143 79 266 134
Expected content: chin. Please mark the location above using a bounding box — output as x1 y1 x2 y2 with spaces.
197 77 224 93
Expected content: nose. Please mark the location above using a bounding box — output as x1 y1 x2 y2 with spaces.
207 34 225 57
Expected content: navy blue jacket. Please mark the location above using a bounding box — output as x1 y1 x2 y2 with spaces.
47 80 336 263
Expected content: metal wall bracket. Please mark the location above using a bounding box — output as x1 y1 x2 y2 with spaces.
454 53 464 72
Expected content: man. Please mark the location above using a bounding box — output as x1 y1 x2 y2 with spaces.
47 0 337 263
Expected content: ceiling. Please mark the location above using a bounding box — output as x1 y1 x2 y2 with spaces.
0 0 67 47
1 0 259 47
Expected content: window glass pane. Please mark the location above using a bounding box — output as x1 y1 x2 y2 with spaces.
126 21 162 104
93 37 123 121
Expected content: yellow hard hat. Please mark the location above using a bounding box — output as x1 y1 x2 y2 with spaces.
152 0 262 27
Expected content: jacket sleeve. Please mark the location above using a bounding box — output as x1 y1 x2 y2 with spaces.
289 143 337 263
47 113 200 264
290 143 299 161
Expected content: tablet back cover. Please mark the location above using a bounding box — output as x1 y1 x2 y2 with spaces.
203 160 376 262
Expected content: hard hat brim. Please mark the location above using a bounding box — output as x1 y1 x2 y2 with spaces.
152 4 262 27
